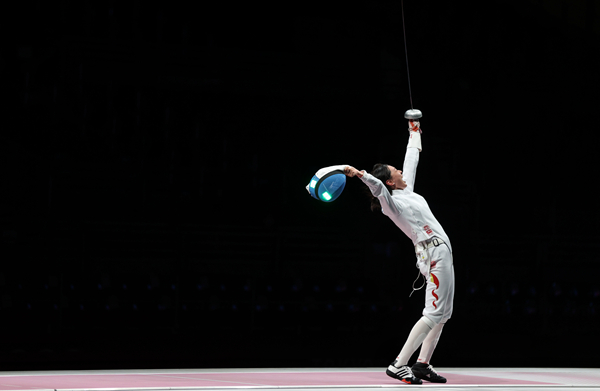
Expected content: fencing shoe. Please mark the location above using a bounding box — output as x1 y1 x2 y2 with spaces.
386 361 422 385
411 363 447 383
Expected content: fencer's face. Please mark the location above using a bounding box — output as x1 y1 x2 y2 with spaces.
386 165 407 190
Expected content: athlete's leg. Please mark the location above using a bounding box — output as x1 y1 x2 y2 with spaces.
395 315 435 365
386 315 435 384
412 244 454 383
417 321 445 363
419 262 453 363
422 244 454 324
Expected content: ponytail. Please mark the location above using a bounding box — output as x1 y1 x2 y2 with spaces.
368 163 394 213
370 196 382 212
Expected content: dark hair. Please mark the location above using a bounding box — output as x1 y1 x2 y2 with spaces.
369 163 394 212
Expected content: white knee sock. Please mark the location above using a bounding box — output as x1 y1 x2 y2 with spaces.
395 316 434 366
417 322 445 364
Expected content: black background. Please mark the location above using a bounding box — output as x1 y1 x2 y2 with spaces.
3 1 600 370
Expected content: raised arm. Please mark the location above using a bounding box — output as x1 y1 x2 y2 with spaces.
401 120 422 192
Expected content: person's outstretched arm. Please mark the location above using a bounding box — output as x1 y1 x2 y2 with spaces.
344 166 402 216
402 120 422 193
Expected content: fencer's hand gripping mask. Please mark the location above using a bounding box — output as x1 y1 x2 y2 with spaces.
306 165 348 202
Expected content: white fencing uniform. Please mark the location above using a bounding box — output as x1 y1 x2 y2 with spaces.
419 242 454 324
359 137 455 325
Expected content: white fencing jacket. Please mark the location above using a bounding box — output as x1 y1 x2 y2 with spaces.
359 138 452 252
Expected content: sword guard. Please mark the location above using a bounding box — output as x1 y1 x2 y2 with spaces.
404 109 422 119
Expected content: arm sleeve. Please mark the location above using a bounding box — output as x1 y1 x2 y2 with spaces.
359 172 402 216
402 139 420 192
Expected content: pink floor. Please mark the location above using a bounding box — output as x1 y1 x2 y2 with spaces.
0 370 560 390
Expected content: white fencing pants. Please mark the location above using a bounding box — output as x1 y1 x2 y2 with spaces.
416 241 455 325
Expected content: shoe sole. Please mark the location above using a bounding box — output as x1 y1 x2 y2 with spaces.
420 378 447 383
412 374 447 383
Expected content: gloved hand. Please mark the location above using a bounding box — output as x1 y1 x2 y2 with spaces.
407 120 422 151
344 166 364 178
408 120 422 134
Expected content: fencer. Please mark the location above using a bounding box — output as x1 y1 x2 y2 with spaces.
344 110 455 384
